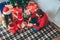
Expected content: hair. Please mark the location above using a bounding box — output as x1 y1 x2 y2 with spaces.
14 2 22 8
36 9 44 18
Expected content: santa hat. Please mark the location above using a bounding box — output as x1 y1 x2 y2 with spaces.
3 7 9 12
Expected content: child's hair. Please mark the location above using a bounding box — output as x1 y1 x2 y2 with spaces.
14 2 22 8
36 9 44 18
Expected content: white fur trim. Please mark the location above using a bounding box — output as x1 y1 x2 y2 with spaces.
3 10 11 15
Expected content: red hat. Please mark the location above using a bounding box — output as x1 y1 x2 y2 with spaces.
3 7 9 12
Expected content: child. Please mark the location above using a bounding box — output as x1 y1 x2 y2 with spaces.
26 2 39 23
27 9 48 31
12 3 26 32
3 6 13 29
24 2 39 30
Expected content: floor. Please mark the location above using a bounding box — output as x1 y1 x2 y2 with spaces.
53 8 60 28
0 22 59 40
52 22 60 40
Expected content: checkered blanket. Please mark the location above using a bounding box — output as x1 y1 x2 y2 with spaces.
0 24 60 40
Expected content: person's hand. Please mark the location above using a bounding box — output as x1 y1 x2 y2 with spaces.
28 17 31 22
27 23 33 27
36 14 39 17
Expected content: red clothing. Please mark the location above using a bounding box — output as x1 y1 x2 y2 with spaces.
12 7 22 15
17 13 24 25
11 7 24 33
26 3 38 13
12 8 17 15
9 22 18 34
33 13 48 30
12 7 24 25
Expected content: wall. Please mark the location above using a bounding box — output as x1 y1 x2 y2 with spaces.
54 8 60 27
0 0 8 3
34 0 60 27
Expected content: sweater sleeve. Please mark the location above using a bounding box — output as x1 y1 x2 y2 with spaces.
39 19 45 28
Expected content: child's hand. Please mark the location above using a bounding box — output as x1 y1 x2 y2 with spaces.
28 17 31 22
27 23 33 27
33 24 36 25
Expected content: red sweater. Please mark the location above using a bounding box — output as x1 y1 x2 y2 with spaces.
12 8 24 25
33 13 48 30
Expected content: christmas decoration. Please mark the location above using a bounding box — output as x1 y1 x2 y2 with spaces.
21 0 30 8
9 0 30 8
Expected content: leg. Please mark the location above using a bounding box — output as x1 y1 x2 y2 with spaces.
9 13 13 22
4 15 9 29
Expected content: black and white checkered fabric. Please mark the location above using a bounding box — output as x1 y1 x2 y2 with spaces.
0 24 60 40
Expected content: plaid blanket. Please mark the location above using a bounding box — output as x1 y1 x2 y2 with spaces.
0 24 60 40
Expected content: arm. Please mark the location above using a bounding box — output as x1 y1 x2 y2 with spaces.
39 19 45 28
12 14 18 18
32 19 45 30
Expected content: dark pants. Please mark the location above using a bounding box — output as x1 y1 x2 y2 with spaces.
30 17 39 26
4 13 13 27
